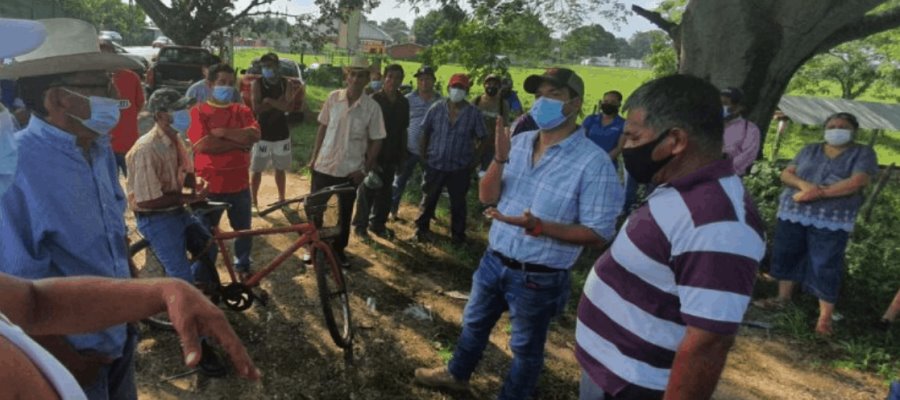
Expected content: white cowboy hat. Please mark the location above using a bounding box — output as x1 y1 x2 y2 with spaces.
0 18 47 59
0 18 141 79
344 55 370 70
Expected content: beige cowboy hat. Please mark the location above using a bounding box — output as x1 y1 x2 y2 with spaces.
0 18 141 79
343 54 370 71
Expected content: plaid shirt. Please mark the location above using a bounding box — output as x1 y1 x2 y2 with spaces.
421 99 487 171
488 128 623 269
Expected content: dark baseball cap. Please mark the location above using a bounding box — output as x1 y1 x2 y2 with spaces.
524 67 584 98
720 87 743 104
147 88 195 113
414 65 436 78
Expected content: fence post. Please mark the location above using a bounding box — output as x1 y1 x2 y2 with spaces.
862 162 895 222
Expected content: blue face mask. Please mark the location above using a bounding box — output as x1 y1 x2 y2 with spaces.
369 80 383 91
212 85 233 103
63 88 126 135
261 67 276 79
171 109 191 133
529 97 570 130
0 107 17 198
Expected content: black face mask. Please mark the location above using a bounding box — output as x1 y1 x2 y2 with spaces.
485 87 499 97
622 129 674 184
600 104 620 115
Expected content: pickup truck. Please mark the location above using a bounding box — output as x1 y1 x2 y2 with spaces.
145 46 218 94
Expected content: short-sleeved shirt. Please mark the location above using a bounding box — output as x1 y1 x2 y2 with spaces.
185 80 241 103
187 102 259 194
582 114 625 154
489 128 623 269
255 77 290 142
722 117 761 175
475 96 510 137
0 116 130 358
406 91 442 155
126 125 193 212
777 143 878 232
421 99 487 171
315 89 386 177
576 159 765 396
109 69 145 154
504 91 523 114
372 90 409 165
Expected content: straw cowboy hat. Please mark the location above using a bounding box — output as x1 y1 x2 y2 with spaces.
343 55 370 71
0 18 141 79
0 18 46 59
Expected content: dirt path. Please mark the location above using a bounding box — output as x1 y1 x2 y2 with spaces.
131 171 888 400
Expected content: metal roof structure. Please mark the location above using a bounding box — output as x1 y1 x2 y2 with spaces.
778 95 900 131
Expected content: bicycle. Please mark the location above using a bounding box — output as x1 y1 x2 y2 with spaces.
129 184 357 360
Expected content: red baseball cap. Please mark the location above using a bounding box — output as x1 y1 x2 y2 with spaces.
448 73 471 89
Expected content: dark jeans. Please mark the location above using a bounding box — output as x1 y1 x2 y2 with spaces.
136 210 215 283
415 166 470 240
391 151 422 214
769 219 850 304
82 325 138 400
205 189 253 272
114 152 127 178
448 251 570 400
353 163 397 231
310 171 357 252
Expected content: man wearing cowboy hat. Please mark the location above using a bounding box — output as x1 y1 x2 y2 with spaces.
308 55 386 267
0 18 146 399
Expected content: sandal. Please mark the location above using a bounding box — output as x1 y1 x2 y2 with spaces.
752 297 790 310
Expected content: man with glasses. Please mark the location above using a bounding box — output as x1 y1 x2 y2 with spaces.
0 18 144 399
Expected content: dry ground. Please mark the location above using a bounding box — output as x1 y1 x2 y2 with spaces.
130 171 888 400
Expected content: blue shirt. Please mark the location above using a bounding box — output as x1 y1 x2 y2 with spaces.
406 91 442 155
185 80 241 103
0 117 130 357
421 99 487 171
777 142 878 232
582 114 625 153
488 128 624 269
504 91 523 114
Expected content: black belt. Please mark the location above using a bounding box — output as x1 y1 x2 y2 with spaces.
491 250 562 274
134 207 186 218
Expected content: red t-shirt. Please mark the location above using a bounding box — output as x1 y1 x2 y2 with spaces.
187 102 260 194
110 69 144 154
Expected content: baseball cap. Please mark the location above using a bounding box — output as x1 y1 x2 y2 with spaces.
414 65 436 78
449 73 470 89
147 88 196 113
523 68 584 98
483 74 501 84
720 87 743 104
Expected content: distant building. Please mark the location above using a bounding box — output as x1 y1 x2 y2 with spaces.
387 43 426 60
358 21 393 54
580 56 646 69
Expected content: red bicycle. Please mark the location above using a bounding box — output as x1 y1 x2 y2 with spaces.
129 184 356 359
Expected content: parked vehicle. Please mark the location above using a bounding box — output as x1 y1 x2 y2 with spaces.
239 58 307 123
109 41 150 75
99 30 123 42
145 46 218 94
151 36 174 48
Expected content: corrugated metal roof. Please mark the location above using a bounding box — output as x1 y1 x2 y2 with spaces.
359 21 392 43
778 95 900 131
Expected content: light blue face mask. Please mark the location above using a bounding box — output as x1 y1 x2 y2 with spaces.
63 88 126 135
0 109 17 197
261 67 276 79
529 97 571 131
171 109 191 133
369 80 383 91
211 85 234 103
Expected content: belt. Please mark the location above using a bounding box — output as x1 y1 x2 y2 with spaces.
491 250 562 274
134 207 186 218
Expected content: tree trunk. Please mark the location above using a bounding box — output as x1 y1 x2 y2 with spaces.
648 0 900 148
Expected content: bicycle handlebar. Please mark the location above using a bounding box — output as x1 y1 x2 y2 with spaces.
258 183 357 217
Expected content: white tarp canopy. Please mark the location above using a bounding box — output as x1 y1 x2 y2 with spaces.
778 96 900 131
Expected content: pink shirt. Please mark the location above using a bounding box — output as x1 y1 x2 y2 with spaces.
722 117 760 175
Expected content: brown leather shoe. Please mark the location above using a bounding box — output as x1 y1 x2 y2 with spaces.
414 366 470 392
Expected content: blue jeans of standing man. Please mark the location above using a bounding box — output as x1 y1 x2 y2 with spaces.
205 189 253 272
82 325 138 400
136 210 215 283
391 151 422 215
448 251 571 400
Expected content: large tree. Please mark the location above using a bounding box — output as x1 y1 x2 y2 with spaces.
560 24 618 61
411 5 466 46
60 0 146 45
380 17 410 44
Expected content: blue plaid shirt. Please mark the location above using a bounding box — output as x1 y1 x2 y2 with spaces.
421 99 487 171
0 117 130 357
406 91 442 156
488 128 623 269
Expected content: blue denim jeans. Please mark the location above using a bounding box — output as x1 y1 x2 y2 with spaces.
391 151 422 214
770 219 850 304
82 325 138 400
136 210 215 283
448 251 571 400
205 189 253 272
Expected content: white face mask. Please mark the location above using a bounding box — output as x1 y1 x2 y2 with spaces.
448 88 467 103
63 88 127 135
824 128 852 146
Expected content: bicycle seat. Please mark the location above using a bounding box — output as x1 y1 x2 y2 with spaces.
190 201 231 217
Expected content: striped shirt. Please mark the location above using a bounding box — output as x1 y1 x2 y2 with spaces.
576 159 765 396
406 91 441 155
489 128 623 269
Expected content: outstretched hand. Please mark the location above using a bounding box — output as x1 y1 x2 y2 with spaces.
160 281 260 380
483 207 537 230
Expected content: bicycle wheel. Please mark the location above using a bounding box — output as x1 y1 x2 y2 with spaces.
129 239 175 331
313 245 353 349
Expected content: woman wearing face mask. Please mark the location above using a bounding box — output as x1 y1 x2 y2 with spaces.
756 112 878 336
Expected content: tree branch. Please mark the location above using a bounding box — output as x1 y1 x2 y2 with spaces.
134 0 173 27
224 0 273 26
816 5 900 54
632 5 678 40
